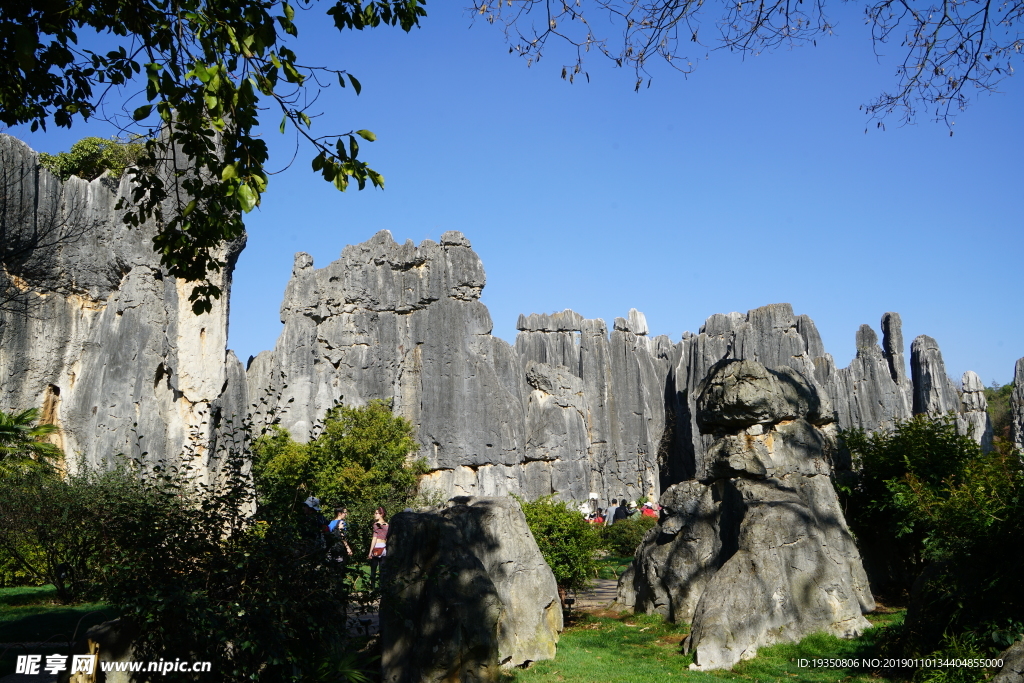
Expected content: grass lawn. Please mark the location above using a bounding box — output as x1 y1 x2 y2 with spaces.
0 585 117 644
505 609 907 683
594 556 634 581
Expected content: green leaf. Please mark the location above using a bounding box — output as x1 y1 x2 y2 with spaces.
283 2 294 21
133 105 152 121
182 199 197 217
279 115 287 134
221 164 238 181
236 184 256 212
355 129 376 142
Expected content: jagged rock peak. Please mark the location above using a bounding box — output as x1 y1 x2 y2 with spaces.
960 371 993 451
613 308 649 335
517 309 584 332
1011 358 1024 454
910 335 960 416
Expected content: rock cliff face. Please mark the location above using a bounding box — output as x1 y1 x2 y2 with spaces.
0 135 246 472
247 231 674 503
620 359 874 670
248 232 1002 502
1012 358 1024 455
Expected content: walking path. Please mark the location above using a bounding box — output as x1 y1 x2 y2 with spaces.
571 579 620 611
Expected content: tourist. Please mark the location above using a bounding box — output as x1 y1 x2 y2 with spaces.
300 496 330 554
612 496 629 524
604 498 618 526
329 507 352 561
626 501 640 519
367 506 389 588
641 502 658 519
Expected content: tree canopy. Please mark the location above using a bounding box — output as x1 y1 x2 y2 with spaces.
0 0 425 313
474 0 1021 125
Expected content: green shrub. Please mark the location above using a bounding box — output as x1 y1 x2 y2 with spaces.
599 514 657 557
517 496 602 592
984 381 1014 442
252 399 426 558
839 414 1024 654
38 136 149 181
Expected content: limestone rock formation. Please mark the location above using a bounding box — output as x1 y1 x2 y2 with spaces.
515 308 675 502
621 359 874 671
959 371 993 450
994 640 1024 683
911 335 961 416
1012 359 1024 455
0 135 246 472
248 231 675 502
380 497 561 682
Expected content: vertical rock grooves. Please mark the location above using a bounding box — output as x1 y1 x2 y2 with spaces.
0 135 247 473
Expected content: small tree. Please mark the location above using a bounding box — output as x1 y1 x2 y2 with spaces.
38 136 149 181
252 399 425 556
0 408 62 478
517 496 602 594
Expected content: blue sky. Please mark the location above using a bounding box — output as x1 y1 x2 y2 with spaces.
7 3 1022 386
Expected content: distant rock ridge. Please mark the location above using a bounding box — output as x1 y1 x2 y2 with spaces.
0 135 247 473
1 143 1009 496
249 230 1002 503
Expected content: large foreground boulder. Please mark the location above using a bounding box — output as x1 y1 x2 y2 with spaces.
380 496 561 683
619 359 874 670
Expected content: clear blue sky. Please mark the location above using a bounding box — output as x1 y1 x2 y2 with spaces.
7 3 1022 386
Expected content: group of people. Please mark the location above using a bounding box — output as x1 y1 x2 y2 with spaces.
581 493 661 525
299 496 391 587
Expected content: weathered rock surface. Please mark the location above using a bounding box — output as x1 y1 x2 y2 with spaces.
994 640 1024 683
911 335 961 416
1012 359 1024 455
621 359 873 670
248 232 675 502
959 371 993 450
0 135 247 473
380 497 561 683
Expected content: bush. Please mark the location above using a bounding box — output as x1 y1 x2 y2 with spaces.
38 136 149 181
252 399 426 558
517 496 602 592
839 414 1024 655
600 514 658 557
96 446 368 682
0 464 143 602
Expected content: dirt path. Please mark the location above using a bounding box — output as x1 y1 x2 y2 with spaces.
571 579 620 611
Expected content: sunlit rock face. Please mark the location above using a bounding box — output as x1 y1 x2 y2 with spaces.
0 135 247 473
620 359 874 671
247 230 673 502
1013 358 1024 455
380 496 561 683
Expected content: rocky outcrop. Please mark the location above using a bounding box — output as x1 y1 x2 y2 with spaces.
665 305 915 483
1012 359 1024 455
959 371 993 451
0 135 246 473
621 359 873 671
911 335 961 416
380 497 561 682
994 640 1024 683
248 231 675 502
515 307 674 502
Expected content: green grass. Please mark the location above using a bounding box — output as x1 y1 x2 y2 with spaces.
505 610 907 683
594 556 633 581
0 585 118 644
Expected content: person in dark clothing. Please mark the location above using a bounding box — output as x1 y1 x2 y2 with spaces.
612 497 629 524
